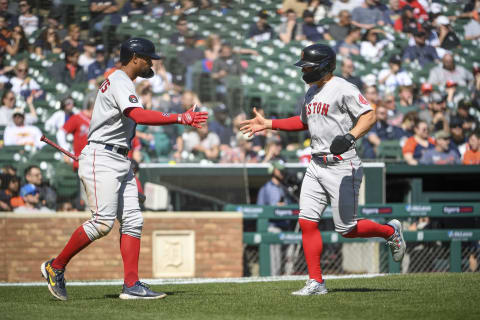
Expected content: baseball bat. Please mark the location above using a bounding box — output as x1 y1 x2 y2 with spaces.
40 135 79 161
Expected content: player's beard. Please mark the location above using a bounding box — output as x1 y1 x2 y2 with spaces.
139 67 154 78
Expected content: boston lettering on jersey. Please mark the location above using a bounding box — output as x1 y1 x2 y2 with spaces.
305 102 329 116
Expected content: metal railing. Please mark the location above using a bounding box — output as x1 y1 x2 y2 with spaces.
225 203 480 276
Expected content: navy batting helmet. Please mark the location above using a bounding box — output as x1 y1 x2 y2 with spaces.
294 44 336 84
120 37 162 65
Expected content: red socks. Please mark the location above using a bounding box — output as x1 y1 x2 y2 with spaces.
120 234 141 287
299 219 323 283
343 219 394 239
52 226 92 270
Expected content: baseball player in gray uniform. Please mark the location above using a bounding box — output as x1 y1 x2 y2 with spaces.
241 44 406 295
41 38 208 301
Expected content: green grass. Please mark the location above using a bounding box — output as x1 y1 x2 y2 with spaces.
1 273 479 320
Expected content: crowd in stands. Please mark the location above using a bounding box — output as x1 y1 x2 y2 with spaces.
1 0 480 211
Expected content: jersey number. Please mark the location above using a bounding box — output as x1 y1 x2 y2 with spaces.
100 79 110 93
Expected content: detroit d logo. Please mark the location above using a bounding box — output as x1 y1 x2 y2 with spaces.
129 95 138 103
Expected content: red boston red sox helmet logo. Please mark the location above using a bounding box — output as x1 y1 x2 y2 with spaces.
359 94 368 105
129 95 138 103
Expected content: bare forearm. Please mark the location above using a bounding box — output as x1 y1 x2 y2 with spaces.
350 111 376 139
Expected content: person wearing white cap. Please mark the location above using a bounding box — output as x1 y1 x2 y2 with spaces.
435 15 460 50
3 107 43 149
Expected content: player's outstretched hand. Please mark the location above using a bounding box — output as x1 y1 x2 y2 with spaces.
180 105 209 128
240 107 270 137
329 133 355 155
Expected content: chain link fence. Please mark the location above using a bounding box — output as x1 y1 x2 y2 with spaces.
243 240 480 276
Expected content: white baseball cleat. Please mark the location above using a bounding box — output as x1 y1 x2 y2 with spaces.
386 219 406 262
291 279 328 296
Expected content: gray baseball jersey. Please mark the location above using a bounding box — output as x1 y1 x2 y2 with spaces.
298 76 373 234
300 76 372 156
88 70 143 149
78 69 143 241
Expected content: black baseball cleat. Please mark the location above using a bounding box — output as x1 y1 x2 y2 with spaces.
119 281 167 300
41 259 68 301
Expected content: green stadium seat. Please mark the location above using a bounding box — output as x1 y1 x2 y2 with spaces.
376 140 403 161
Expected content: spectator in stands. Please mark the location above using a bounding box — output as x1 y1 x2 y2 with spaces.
339 57 363 89
9 59 43 100
402 119 435 165
211 42 244 103
419 83 433 108
363 105 406 158
14 183 54 213
142 56 173 95
247 10 275 42
121 0 149 17
261 134 285 163
281 0 308 17
89 0 121 37
326 10 352 41
6 24 28 56
399 110 418 139
0 89 37 126
403 29 439 67
180 122 220 162
220 131 259 163
397 85 420 114
78 38 96 73
34 27 62 58
209 103 234 150
377 54 413 93
17 0 38 37
463 8 480 41
364 84 380 108
419 130 461 164
434 15 460 51
335 26 362 57
179 31 205 90
172 0 199 16
0 164 16 176
445 80 468 110
455 99 478 137
3 107 43 149
57 92 95 171
45 96 75 135
463 131 480 164
278 9 304 44
383 0 401 26
0 174 22 211
0 0 17 29
301 9 328 42
449 116 467 155
256 160 292 276
87 44 114 89
351 0 385 30
170 15 196 45
305 0 329 24
49 47 88 87
329 0 363 17
42 10 67 40
393 5 420 34
428 53 474 88
24 165 57 210
359 27 394 61
203 33 221 68
61 24 83 54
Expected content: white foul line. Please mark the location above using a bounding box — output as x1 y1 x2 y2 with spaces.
0 274 387 287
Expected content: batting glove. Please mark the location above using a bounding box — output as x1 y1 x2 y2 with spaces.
178 105 209 128
329 133 355 155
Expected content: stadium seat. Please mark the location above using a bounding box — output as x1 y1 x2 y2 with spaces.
376 140 403 161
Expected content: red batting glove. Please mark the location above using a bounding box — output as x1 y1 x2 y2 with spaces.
179 105 209 128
